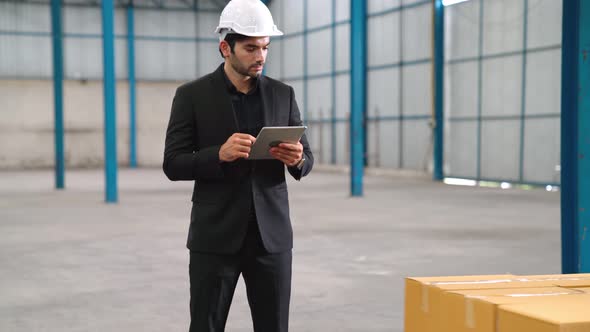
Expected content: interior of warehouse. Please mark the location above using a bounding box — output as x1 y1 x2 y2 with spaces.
1 0 588 331
0 0 562 183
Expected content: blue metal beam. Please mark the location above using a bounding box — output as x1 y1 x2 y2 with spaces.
102 0 118 203
579 0 590 273
50 0 65 190
561 0 590 273
350 0 367 196
127 5 137 168
433 0 444 181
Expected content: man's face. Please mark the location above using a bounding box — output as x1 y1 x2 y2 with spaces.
225 36 270 78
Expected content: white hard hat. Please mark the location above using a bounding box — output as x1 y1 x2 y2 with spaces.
215 0 283 41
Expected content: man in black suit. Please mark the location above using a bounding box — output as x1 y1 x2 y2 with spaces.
163 0 313 331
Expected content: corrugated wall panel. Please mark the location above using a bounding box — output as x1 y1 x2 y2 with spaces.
402 4 431 61
402 119 431 170
482 0 523 55
283 0 304 34
527 0 562 48
446 62 478 118
480 120 520 181
523 118 560 183
335 24 350 72
402 63 431 117
307 0 333 29
308 78 332 120
368 13 401 67
444 0 562 185
445 1 479 60
282 36 304 79
446 122 478 178
307 29 332 75
196 12 220 38
368 68 400 117
336 0 351 21
368 0 401 14
197 42 222 78
0 3 50 31
481 56 522 117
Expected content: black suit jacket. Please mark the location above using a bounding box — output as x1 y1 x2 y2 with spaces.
163 64 313 254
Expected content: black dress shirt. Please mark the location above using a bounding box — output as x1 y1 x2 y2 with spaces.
222 70 264 137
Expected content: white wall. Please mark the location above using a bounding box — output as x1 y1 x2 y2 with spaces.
0 78 182 169
444 0 562 184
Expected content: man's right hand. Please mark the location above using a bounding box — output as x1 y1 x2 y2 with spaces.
219 133 256 162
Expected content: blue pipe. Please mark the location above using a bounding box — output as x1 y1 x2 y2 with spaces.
560 0 579 273
350 0 367 197
433 0 444 181
127 5 137 168
50 0 65 189
102 0 118 203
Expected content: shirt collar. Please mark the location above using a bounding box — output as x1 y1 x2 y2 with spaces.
222 65 260 96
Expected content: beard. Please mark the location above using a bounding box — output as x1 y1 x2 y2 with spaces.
229 56 263 79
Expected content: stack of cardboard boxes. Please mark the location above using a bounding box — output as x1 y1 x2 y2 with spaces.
404 274 590 332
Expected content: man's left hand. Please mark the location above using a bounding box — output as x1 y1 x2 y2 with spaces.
269 142 303 167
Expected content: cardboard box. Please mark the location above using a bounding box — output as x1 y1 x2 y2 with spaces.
573 287 590 294
444 287 584 332
515 273 590 287
404 275 554 332
497 295 590 332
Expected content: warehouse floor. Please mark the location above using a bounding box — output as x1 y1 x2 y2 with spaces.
0 168 560 332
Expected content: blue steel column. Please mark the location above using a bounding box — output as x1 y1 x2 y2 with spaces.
561 0 590 273
433 0 444 181
50 0 64 189
102 0 118 203
350 0 367 196
127 5 137 168
579 0 590 272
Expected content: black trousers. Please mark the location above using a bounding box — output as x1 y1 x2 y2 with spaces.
189 218 292 332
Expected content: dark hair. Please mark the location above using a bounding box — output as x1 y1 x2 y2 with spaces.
219 33 250 58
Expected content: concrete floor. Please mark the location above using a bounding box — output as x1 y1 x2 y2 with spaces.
0 168 560 332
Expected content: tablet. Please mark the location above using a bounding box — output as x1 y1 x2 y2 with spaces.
248 126 307 160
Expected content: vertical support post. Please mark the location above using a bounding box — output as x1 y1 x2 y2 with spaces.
127 4 137 168
102 0 118 203
579 0 590 273
561 0 590 273
350 0 367 197
433 0 444 181
50 0 65 189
